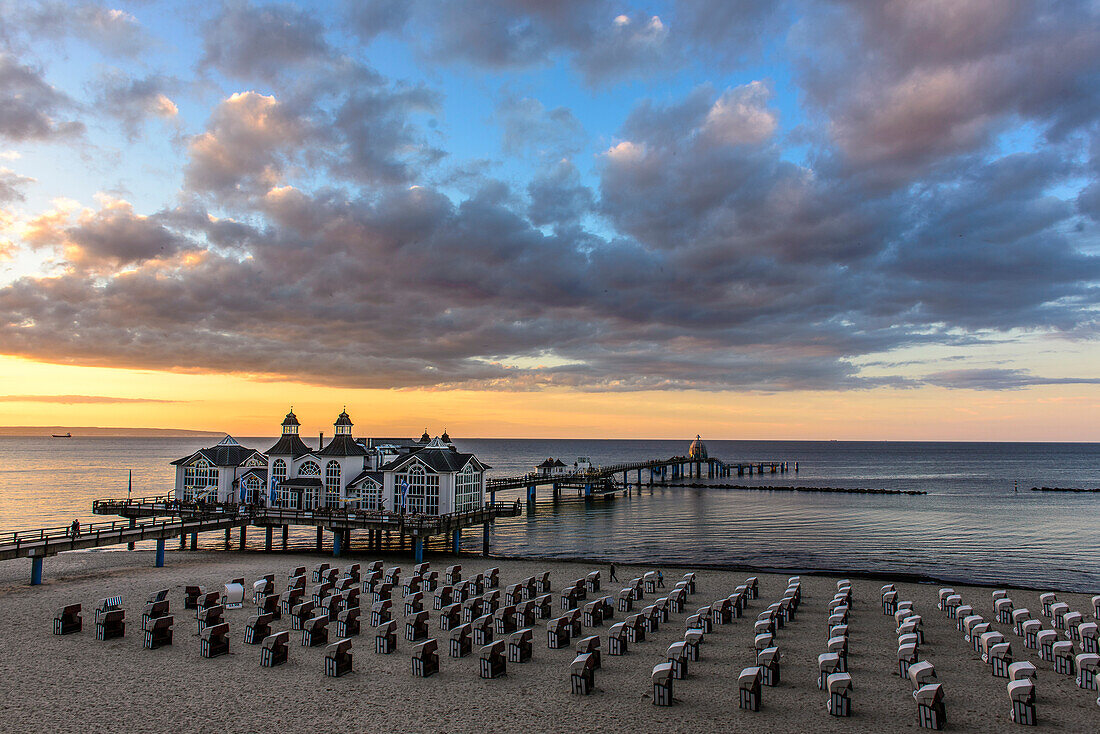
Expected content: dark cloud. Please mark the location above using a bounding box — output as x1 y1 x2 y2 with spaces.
794 0 1100 178
4 2 151 58
200 0 331 82
0 168 34 203
526 159 593 226
921 369 1100 391
91 72 179 140
0 54 84 142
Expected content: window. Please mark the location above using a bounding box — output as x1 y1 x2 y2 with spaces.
242 475 261 504
455 464 482 513
182 458 218 502
270 459 289 507
325 461 341 507
359 481 381 511
298 461 320 476
396 464 439 515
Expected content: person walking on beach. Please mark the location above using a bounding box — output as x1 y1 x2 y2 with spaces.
609 562 618 583
657 569 664 588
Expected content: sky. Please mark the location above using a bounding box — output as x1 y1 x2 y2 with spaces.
0 0 1098 440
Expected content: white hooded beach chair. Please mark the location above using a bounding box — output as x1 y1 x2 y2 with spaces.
1007 678 1035 725
1075 653 1099 690
827 672 852 717
914 683 945 730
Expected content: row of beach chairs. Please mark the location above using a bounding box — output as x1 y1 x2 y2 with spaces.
819 580 853 716
887 586 945 730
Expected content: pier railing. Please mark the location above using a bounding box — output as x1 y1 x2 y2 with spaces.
92 495 523 532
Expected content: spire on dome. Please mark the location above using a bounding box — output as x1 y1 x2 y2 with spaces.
419 428 431 444
281 408 300 435
441 429 451 443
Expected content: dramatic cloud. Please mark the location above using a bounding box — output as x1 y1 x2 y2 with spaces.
201 0 331 81
0 1 1096 396
795 0 1100 177
184 91 305 198
0 168 34 203
0 54 84 142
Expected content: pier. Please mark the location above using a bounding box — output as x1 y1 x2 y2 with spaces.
487 455 793 508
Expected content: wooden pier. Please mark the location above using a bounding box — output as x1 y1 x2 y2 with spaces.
486 455 793 507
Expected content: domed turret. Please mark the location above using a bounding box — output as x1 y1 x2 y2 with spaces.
419 429 431 444
281 408 300 434
688 434 708 461
334 408 353 435
441 429 451 443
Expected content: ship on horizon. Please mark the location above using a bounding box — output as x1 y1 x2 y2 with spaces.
51 432 72 438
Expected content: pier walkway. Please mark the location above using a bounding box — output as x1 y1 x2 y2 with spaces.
487 455 793 505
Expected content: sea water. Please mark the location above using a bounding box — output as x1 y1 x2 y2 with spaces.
1 437 1097 590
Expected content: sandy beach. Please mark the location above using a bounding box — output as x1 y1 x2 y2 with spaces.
0 549 1096 733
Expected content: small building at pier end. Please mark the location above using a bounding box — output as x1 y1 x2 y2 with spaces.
170 410 489 516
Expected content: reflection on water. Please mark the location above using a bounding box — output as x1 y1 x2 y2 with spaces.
0 437 1097 590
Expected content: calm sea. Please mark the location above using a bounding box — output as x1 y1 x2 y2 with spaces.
1 437 1097 591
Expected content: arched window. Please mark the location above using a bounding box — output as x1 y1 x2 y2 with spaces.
183 458 218 502
325 461 341 507
395 463 439 515
242 475 261 504
455 464 482 513
298 461 319 476
359 481 381 511
271 459 286 484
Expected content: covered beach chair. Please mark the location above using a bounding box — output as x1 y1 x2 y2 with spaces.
570 653 596 695
1075 653 1099 690
472 614 494 646
914 683 945 730
200 622 229 658
54 604 82 636
758 646 781 686
95 607 124 638
818 652 842 690
449 623 472 658
143 615 173 650
480 640 506 679
908 660 937 692
411 639 439 677
336 607 360 638
738 666 762 711
260 630 288 667
827 672 852 717
303 615 329 647
652 662 674 706
244 612 273 644
375 620 397 654
1007 678 1036 725
607 622 628 656
508 627 533 663
577 635 601 670
324 639 352 677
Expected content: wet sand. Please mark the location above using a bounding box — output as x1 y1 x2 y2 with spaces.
0 550 1096 733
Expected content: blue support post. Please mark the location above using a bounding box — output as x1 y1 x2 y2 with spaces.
414 536 424 563
451 529 461 554
585 483 592 498
127 517 136 551
31 555 43 585
527 484 536 505
155 538 165 567
333 529 343 557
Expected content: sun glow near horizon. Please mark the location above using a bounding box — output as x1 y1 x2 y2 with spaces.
0 356 1096 442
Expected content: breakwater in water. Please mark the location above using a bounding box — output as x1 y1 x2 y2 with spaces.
1030 486 1100 492
654 482 926 495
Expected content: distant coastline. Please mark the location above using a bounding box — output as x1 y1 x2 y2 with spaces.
0 426 224 437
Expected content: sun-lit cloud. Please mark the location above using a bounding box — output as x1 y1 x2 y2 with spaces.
0 0 1095 439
